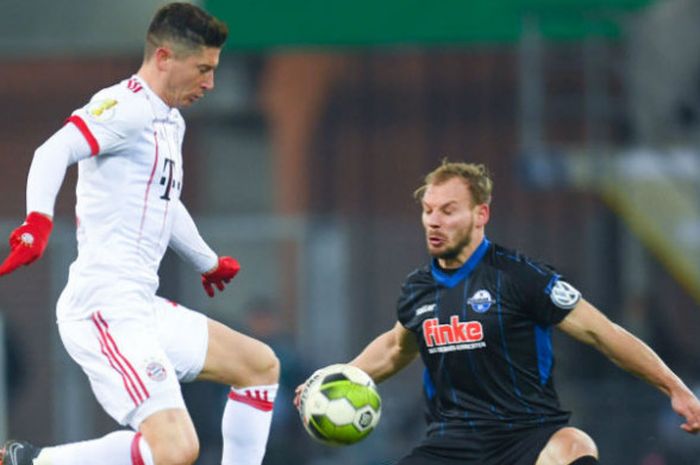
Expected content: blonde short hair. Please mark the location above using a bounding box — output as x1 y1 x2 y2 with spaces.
414 159 493 206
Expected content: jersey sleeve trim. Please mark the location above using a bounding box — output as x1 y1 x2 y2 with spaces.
66 115 100 156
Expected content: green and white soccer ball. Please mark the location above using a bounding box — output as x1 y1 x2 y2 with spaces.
299 364 382 446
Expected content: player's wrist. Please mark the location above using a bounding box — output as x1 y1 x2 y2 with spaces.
206 256 240 278
26 211 54 229
200 256 240 297
201 255 220 276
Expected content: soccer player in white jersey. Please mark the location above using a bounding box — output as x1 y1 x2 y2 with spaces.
0 4 279 465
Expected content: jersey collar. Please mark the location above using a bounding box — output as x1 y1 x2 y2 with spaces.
131 75 171 117
430 237 491 288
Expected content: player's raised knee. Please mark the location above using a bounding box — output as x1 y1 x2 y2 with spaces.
537 427 598 465
151 437 199 465
250 341 280 385
141 413 201 465
562 427 597 460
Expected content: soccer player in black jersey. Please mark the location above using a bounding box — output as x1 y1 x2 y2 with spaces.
296 160 700 465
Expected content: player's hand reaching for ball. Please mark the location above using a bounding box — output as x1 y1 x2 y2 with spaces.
293 383 305 410
293 367 328 410
0 212 53 276
671 387 700 434
201 256 240 297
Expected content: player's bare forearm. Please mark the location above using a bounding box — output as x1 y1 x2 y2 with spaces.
350 322 419 384
585 315 700 433
596 323 688 397
559 299 688 397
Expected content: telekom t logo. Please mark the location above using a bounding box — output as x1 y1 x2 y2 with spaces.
160 158 176 201
423 316 484 347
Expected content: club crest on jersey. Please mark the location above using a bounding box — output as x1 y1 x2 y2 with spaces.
550 280 581 309
86 98 118 122
145 360 167 382
422 316 486 354
467 289 494 313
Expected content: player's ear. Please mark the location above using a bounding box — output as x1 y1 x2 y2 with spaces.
475 203 489 227
154 46 174 71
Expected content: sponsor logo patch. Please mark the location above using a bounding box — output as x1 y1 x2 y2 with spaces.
86 98 118 122
422 316 486 354
550 280 581 309
467 289 493 313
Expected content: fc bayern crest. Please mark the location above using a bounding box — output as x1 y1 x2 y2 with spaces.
146 361 167 382
467 289 494 313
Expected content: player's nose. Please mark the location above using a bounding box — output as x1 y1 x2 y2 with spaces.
425 212 442 227
202 74 215 91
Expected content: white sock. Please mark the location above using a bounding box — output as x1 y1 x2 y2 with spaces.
36 430 154 465
222 384 277 465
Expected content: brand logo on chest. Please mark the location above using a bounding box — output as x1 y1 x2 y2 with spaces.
159 158 181 201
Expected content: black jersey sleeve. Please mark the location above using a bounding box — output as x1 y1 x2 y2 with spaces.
513 256 581 326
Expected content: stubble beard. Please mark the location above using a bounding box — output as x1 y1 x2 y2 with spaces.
428 222 474 262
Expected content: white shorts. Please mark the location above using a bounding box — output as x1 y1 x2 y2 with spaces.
58 296 209 429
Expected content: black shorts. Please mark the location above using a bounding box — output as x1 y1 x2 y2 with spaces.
394 424 564 465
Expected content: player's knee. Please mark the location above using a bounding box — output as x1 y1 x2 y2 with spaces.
562 428 597 461
253 342 280 385
152 437 200 465
231 341 280 387
145 425 200 465
538 427 598 465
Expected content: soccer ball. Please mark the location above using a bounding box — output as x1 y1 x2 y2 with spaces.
299 364 382 446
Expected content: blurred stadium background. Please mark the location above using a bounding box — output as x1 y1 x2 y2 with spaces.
1 0 700 464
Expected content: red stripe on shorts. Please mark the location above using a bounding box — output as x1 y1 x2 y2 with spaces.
95 323 140 406
96 312 150 399
92 312 150 404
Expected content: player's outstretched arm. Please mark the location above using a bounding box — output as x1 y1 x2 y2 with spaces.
294 322 419 409
558 299 700 434
0 123 90 276
349 321 420 384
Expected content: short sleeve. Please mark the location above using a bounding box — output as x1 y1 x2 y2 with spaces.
396 268 435 331
397 280 418 329
68 89 150 156
517 259 582 326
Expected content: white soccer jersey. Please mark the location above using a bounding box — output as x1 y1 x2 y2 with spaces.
56 76 188 321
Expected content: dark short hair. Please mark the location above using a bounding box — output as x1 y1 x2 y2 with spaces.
414 159 493 206
145 2 228 57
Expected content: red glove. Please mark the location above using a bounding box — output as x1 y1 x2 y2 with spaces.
0 212 54 276
201 256 240 297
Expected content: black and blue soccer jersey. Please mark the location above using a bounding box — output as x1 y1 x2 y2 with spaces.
397 237 580 438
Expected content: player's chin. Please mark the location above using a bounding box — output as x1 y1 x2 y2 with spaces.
181 95 202 107
426 243 447 257
428 245 462 261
